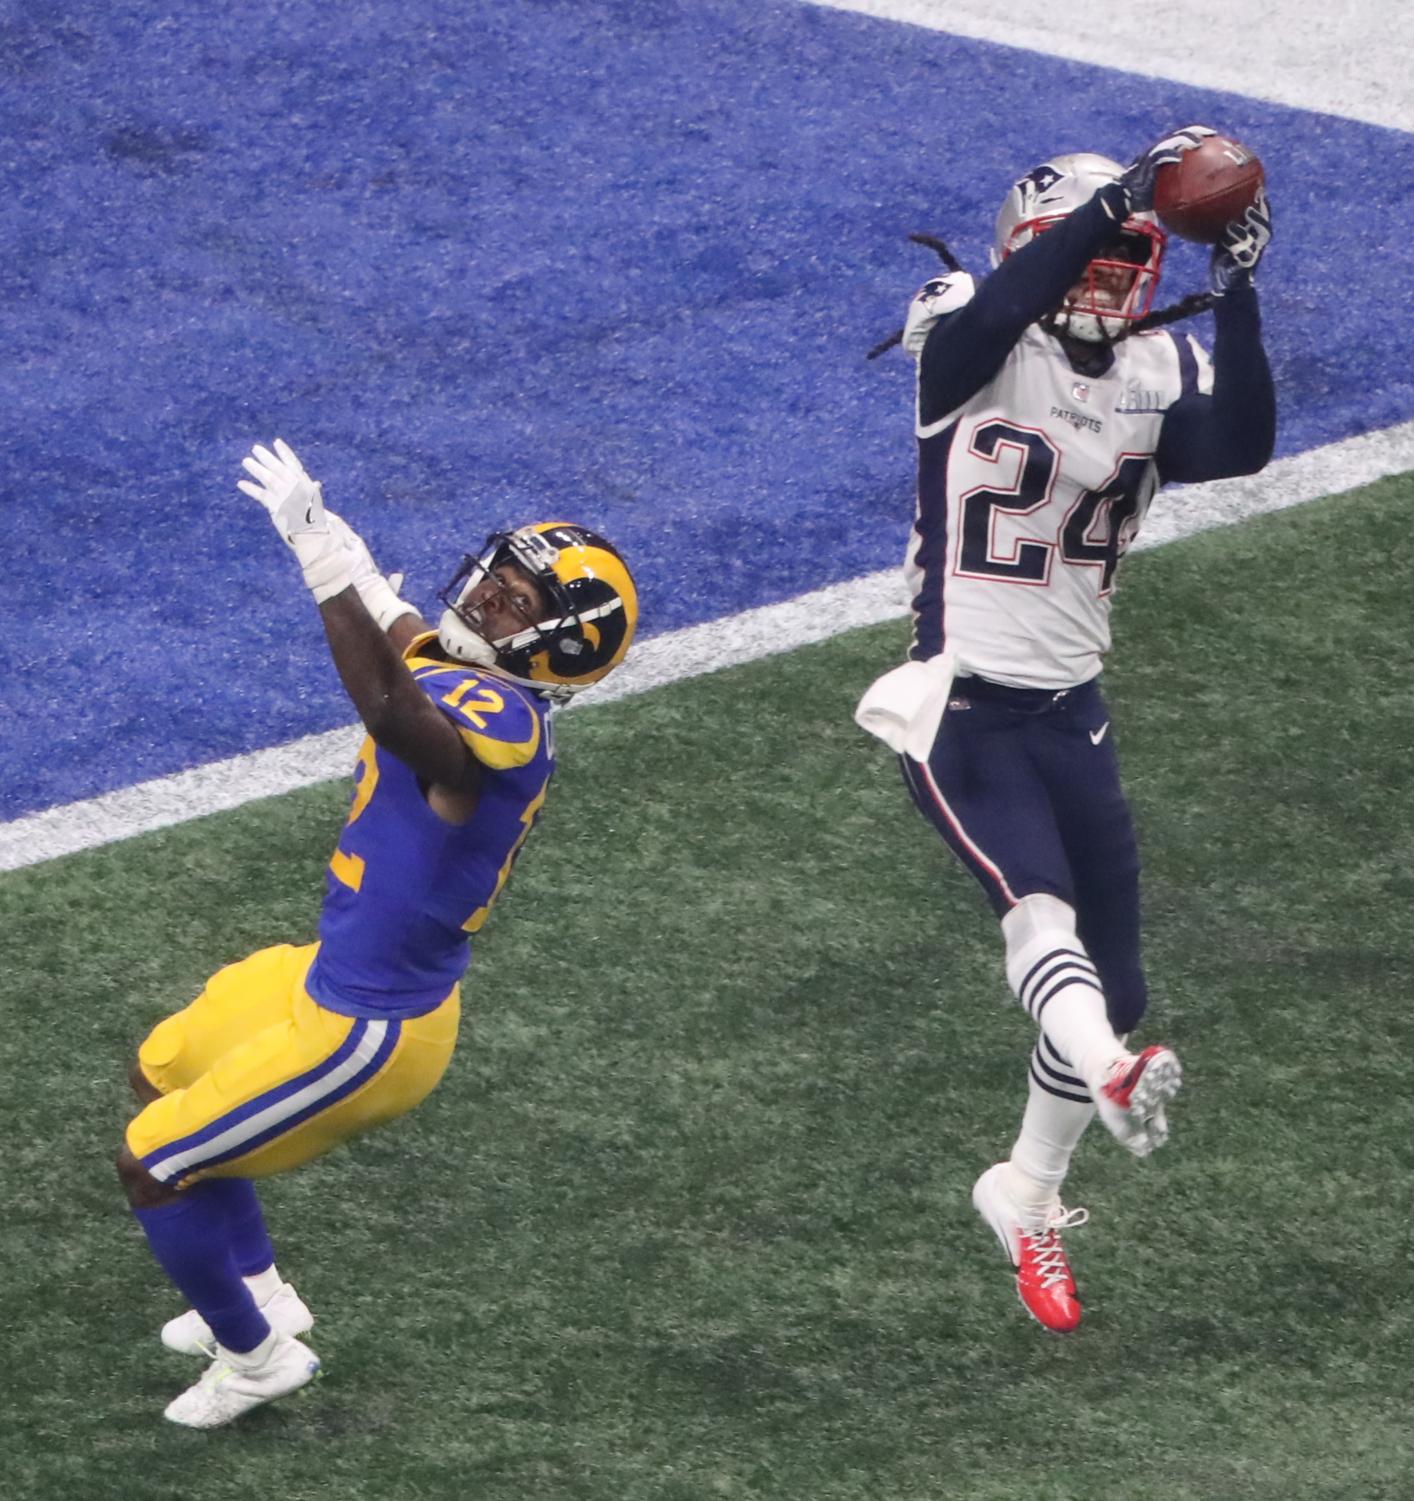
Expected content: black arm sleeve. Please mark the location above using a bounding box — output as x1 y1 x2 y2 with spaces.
917 184 1129 427
1154 284 1275 484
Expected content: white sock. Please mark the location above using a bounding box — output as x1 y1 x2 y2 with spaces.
243 1265 283 1305
1007 1038 1097 1211
1002 894 1126 1093
225 1329 278 1368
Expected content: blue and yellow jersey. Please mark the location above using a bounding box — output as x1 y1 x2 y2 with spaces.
304 633 554 1020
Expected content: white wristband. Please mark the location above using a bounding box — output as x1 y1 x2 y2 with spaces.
358 574 420 632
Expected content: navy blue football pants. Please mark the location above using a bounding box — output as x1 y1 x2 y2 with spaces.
900 675 1148 1034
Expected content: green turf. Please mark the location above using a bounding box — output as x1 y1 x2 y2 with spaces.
3 475 1412 1500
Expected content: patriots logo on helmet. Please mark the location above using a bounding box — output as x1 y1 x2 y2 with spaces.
1020 165 1062 199
1014 163 1064 211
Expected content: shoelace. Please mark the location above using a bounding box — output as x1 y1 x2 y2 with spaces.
1022 1206 1090 1289
196 1357 239 1392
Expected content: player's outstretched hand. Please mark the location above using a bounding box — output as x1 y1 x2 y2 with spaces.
1210 189 1272 293
1119 125 1216 213
239 437 323 534
237 438 352 604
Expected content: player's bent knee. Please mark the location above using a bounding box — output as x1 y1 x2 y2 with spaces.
1104 981 1149 1037
135 1013 187 1095
129 1059 162 1105
1002 892 1077 944
116 1142 180 1210
1001 892 1083 986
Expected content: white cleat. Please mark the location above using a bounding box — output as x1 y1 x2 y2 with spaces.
162 1282 313 1356
163 1334 320 1429
1096 1045 1182 1157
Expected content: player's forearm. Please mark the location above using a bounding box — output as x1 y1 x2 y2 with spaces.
919 187 1126 424
316 589 449 758
319 592 476 787
977 185 1130 337
1209 285 1275 472
319 589 421 732
1155 285 1274 482
387 611 432 657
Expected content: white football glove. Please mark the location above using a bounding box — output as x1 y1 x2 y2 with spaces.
1210 189 1273 293
902 272 976 359
238 438 352 604
324 510 420 632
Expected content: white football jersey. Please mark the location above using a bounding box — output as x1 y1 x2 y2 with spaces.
907 283 1213 689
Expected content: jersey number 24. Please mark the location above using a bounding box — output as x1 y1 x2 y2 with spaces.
957 421 1151 593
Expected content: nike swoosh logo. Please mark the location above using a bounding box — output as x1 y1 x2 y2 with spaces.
1089 723 1110 745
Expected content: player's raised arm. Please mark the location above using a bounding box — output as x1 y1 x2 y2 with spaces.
912 128 1216 426
911 194 1121 425
237 439 480 790
1155 193 1276 483
322 509 432 656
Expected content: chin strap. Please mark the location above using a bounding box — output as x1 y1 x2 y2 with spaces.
1123 290 1219 337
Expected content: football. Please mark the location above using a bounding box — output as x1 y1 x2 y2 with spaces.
1153 135 1264 244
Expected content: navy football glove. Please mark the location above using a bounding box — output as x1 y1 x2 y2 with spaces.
1119 125 1216 213
1210 189 1273 293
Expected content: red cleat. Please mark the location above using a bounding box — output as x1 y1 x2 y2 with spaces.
1097 1044 1182 1157
972 1163 1089 1334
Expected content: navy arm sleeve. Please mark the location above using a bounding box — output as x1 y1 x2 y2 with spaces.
1154 284 1275 483
918 183 1130 428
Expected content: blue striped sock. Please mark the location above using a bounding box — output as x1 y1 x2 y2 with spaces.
134 1187 271 1354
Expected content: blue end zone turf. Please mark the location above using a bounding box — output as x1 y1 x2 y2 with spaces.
2 0 1410 817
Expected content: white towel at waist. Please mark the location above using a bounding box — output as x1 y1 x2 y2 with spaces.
853 652 959 762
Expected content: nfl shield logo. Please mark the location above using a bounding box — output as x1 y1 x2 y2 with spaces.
1071 382 1090 402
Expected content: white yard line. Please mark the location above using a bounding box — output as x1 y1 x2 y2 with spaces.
803 0 1414 134
4 420 1411 874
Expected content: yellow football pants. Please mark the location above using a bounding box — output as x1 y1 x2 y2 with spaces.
126 943 460 1188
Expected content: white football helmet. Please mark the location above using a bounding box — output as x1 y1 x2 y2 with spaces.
993 153 1165 343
